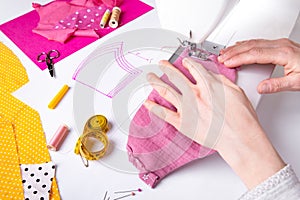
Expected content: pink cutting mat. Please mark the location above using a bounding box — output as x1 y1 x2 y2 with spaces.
0 0 153 70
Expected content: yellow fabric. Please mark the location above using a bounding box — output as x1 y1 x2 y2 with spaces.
0 42 60 199
0 117 24 199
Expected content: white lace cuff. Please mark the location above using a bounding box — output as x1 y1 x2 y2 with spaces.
239 164 300 200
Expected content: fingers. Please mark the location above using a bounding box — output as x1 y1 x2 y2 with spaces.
220 38 294 56
219 47 288 68
218 38 293 68
220 39 279 56
144 100 180 128
218 38 300 93
147 72 182 107
257 76 293 94
181 58 211 82
182 58 241 94
159 60 194 92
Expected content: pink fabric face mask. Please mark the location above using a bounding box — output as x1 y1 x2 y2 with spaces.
127 48 237 188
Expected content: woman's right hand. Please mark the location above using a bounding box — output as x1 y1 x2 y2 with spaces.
145 58 285 189
218 38 300 94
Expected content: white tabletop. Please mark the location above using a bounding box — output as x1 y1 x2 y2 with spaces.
1 0 300 199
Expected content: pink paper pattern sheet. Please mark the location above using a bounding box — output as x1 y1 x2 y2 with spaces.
0 0 153 70
127 48 237 188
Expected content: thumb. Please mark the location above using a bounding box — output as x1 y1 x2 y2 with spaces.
257 77 291 94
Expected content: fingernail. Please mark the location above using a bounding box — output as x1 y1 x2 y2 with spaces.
224 59 233 66
218 55 224 62
182 57 194 68
260 83 270 93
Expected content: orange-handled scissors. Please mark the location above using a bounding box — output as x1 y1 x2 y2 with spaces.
37 50 60 77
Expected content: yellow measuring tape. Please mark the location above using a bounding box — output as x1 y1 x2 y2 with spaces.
74 115 110 166
83 114 109 133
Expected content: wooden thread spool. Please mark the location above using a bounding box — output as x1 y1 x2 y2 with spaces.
109 7 121 28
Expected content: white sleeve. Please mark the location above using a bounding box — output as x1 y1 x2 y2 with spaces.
239 165 300 200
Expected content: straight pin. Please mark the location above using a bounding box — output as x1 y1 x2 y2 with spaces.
114 188 142 194
103 191 108 200
113 192 135 200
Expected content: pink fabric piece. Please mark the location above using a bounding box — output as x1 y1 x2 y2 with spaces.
54 6 107 31
127 48 237 188
102 0 123 8
32 1 108 43
0 0 153 70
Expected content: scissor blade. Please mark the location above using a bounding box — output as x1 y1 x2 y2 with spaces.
49 68 54 77
46 58 55 77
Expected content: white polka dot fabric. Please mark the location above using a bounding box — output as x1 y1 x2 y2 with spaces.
21 162 56 200
54 6 108 30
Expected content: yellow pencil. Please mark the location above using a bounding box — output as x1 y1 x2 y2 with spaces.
48 84 70 109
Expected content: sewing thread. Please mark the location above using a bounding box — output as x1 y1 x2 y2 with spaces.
47 124 69 151
109 7 121 28
100 9 111 28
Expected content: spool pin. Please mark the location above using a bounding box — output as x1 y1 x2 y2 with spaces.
109 7 121 28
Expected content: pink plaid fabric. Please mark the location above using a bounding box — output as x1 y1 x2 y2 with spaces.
127 48 237 187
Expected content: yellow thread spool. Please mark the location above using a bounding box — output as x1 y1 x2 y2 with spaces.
48 84 70 109
109 7 121 28
100 9 111 28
